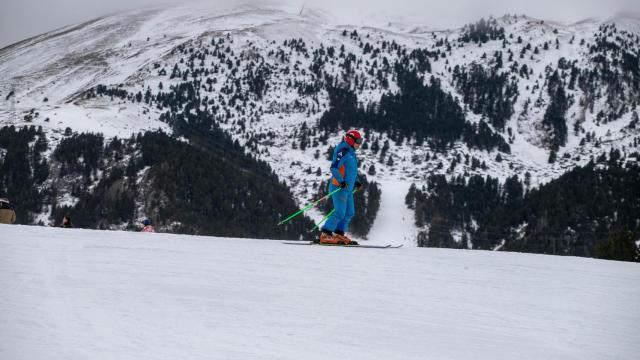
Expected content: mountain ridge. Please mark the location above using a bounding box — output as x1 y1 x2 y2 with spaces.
0 4 638 249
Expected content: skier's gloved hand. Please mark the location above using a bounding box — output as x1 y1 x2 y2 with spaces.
340 181 348 189
355 181 363 191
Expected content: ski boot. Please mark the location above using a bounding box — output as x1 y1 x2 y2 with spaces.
333 230 358 245
319 230 340 244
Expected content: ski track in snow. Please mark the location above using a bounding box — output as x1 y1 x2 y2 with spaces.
1 224 638 360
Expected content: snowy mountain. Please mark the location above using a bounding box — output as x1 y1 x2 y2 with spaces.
1 224 638 360
0 4 639 253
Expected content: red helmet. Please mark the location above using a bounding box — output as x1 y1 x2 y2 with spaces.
344 129 363 146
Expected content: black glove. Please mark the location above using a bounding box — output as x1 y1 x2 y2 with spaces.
355 181 363 191
340 181 348 189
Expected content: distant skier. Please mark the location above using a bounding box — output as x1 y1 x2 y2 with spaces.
319 129 363 245
61 215 73 228
0 198 16 224
141 219 155 233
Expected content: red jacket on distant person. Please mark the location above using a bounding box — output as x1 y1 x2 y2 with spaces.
141 219 155 233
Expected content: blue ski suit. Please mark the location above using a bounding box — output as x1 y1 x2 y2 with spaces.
322 141 358 233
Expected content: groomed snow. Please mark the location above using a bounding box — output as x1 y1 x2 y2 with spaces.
367 180 417 247
1 224 638 360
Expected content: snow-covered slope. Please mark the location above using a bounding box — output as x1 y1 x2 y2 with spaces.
1 224 638 360
367 180 418 246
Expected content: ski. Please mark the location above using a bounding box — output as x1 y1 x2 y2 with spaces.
282 241 403 249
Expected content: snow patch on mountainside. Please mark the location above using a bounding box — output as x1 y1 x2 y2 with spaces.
367 180 417 247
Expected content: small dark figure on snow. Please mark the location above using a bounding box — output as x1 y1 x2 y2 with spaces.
319 129 364 245
141 218 155 233
0 198 16 224
61 215 73 228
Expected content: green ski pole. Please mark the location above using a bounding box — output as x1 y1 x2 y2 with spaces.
310 209 335 232
309 189 357 232
277 187 341 226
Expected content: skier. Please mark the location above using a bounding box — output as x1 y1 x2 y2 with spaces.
61 215 73 228
141 219 155 233
0 198 16 224
319 129 363 245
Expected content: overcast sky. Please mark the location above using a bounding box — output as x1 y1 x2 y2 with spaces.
1 0 639 48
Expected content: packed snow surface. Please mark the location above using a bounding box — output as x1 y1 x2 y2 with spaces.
1 225 638 360
367 180 417 247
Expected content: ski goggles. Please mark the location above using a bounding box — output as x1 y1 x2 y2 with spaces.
347 134 364 145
